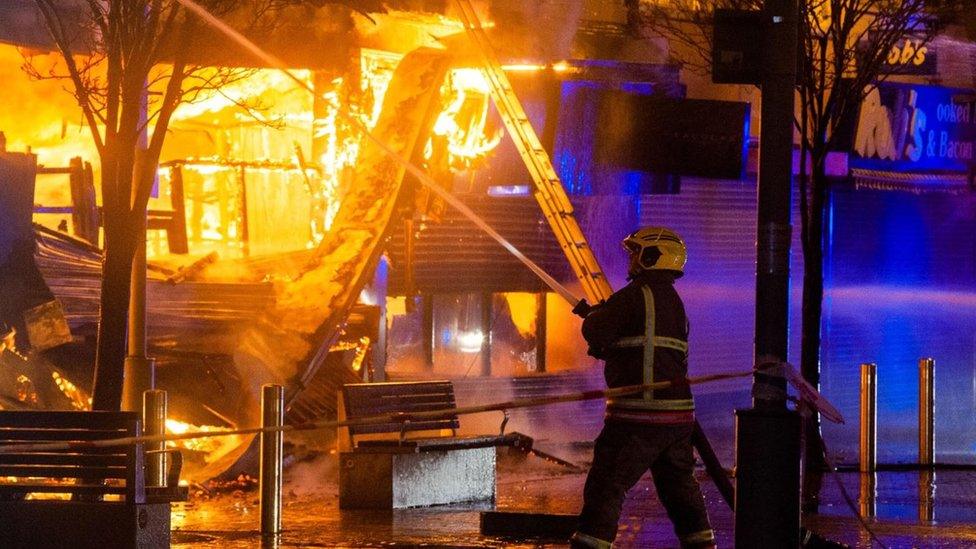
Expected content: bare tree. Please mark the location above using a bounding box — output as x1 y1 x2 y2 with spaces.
628 0 961 507
25 0 328 410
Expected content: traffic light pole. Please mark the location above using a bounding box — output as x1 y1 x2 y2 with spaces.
734 0 801 545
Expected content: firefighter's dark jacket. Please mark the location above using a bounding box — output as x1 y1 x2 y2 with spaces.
581 270 694 413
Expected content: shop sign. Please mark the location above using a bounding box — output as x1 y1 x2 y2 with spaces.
873 34 938 75
852 81 976 174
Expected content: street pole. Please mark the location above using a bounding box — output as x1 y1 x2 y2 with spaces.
734 0 801 545
121 81 155 413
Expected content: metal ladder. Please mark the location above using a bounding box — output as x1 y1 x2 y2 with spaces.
454 0 613 304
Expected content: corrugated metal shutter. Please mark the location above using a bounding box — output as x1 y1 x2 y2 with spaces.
387 195 570 295
637 177 806 391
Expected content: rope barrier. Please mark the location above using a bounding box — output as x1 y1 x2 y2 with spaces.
0 367 758 454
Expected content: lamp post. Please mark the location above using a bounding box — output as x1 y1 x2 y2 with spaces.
733 0 802 545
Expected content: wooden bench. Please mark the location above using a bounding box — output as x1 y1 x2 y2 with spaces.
338 380 530 509
0 411 188 549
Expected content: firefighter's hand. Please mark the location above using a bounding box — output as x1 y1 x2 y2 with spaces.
572 299 604 318
571 299 592 318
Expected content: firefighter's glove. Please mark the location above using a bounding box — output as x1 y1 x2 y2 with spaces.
572 299 604 318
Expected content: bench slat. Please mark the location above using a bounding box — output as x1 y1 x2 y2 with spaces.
0 429 133 441
0 483 127 495
356 434 519 452
343 381 464 439
0 412 139 430
344 381 453 395
345 401 458 415
0 453 127 466
0 464 129 479
346 404 456 419
346 396 456 412
351 419 460 436
347 392 456 405
0 411 147 504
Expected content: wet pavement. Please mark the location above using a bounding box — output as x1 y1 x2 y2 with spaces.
171 449 976 548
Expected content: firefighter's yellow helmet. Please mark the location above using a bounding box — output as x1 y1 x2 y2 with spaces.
622 226 687 275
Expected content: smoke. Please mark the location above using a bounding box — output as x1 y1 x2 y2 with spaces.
283 450 338 498
489 0 585 63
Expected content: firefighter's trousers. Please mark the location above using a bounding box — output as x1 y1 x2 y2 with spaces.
574 420 714 548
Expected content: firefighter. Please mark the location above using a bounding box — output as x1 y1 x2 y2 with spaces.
570 227 715 549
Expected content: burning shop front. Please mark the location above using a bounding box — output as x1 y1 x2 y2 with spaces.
0 1 656 477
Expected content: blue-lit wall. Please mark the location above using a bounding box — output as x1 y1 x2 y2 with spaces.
553 77 976 464
553 79 671 290
821 186 976 464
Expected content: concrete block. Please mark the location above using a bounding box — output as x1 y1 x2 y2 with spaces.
0 501 171 549
339 447 495 509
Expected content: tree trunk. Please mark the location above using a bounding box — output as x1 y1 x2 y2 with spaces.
91 233 137 410
800 156 829 512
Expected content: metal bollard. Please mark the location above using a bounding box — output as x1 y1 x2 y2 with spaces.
260 384 284 536
918 358 935 466
859 363 877 473
143 389 167 487
918 469 935 522
859 473 876 519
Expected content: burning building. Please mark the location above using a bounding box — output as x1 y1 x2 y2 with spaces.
0 0 658 478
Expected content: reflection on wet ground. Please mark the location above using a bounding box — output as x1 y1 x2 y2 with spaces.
813 469 976 547
171 451 976 548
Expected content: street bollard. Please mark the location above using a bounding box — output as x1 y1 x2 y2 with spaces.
918 358 935 466
919 469 935 522
859 363 877 473
260 384 284 536
859 472 876 519
143 389 167 487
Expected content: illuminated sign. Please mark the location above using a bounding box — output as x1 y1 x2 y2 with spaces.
882 36 937 75
851 82 976 174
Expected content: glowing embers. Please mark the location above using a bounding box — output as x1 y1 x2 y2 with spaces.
328 336 372 373
51 371 91 410
350 337 371 373
427 68 503 170
15 375 37 405
165 418 245 466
